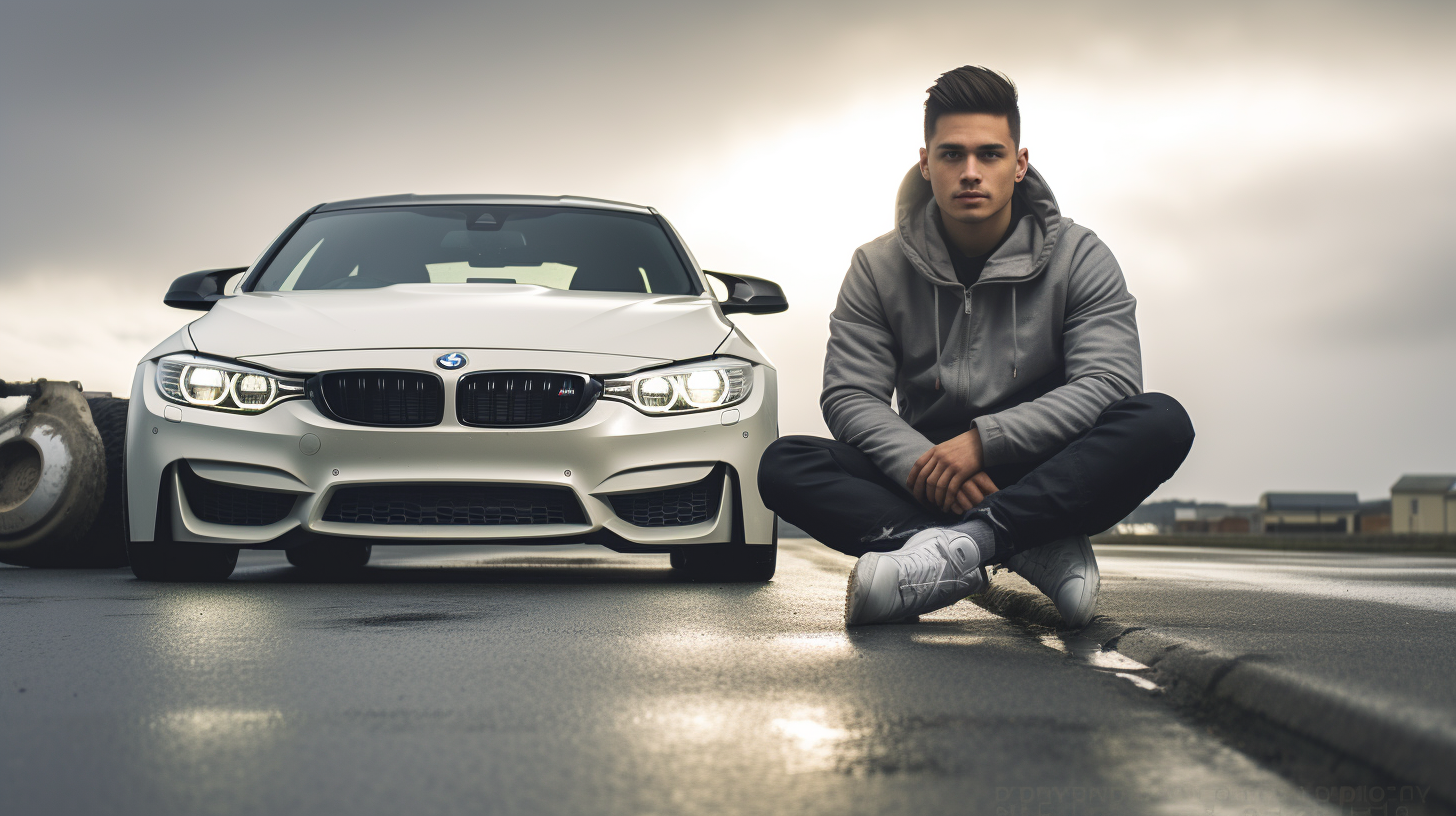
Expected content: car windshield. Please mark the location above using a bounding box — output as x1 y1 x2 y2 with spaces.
250 205 699 295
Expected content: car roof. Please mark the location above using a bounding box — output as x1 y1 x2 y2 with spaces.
316 194 655 215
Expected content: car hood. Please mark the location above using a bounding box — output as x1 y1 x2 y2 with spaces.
186 284 734 362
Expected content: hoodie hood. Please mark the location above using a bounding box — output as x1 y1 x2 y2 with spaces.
186 284 734 362
894 163 1064 289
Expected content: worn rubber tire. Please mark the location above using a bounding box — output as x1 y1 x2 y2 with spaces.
287 542 372 573
0 383 107 567
59 397 130 567
126 477 238 581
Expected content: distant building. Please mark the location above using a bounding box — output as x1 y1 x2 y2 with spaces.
1357 499 1391 533
1258 492 1359 534
1120 492 1405 537
1390 475 1456 534
1119 500 1257 534
1174 503 1256 533
1205 503 1258 533
1119 499 1195 533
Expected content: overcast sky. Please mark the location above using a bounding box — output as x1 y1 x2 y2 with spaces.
3 0 1453 504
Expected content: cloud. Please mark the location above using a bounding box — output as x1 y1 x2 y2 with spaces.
3 0 1454 504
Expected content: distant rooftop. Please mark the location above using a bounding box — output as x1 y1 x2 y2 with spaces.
1260 492 1360 512
1391 474 1456 494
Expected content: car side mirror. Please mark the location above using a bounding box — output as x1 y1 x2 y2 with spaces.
163 267 250 311
703 270 788 315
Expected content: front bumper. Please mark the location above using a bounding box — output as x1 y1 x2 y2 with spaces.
125 360 777 549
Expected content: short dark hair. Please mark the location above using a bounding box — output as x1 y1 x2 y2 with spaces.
924 66 1020 145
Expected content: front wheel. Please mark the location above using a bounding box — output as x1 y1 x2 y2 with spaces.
672 542 776 582
286 542 372 574
127 539 239 582
127 476 238 581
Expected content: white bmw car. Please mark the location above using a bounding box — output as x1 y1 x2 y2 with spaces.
124 195 787 582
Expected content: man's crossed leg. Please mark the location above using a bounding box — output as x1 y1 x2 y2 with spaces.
759 392 1195 627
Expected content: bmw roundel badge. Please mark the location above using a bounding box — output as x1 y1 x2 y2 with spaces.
436 352 468 370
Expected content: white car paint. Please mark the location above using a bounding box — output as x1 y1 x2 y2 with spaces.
124 202 778 554
191 285 738 361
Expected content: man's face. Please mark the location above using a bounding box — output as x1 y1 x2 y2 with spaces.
919 113 1029 227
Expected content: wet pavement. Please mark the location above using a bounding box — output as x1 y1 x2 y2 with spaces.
2 539 1345 816
1096 545 1456 715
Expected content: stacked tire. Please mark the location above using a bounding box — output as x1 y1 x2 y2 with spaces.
0 381 129 568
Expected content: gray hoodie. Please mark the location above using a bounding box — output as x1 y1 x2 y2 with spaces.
820 164 1142 488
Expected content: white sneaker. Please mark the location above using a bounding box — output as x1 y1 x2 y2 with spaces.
1005 535 1101 628
844 528 987 626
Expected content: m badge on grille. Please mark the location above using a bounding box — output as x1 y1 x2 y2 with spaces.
436 352 468 370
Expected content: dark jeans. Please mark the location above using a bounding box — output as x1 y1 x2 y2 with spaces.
758 393 1194 559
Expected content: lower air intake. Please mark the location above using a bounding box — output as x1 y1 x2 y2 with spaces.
179 466 296 526
609 466 725 527
323 484 587 525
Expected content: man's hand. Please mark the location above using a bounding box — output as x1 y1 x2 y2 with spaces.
947 471 999 515
908 429 999 514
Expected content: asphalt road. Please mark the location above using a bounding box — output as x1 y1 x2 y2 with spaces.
2 539 1400 816
1096 545 1456 715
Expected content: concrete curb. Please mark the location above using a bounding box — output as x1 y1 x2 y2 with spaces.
1078 617 1456 806
1092 533 1456 554
968 568 1455 806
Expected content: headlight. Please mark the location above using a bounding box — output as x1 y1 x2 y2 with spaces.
602 359 752 415
156 353 305 413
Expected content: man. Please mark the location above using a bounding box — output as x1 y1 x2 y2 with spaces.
759 66 1194 627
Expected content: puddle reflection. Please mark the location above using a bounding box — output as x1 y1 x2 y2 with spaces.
1036 630 1161 691
623 698 865 775
771 711 858 774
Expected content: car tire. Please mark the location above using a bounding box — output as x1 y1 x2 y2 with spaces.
64 397 131 567
672 519 778 582
128 540 240 582
126 478 238 581
0 382 107 567
674 543 777 582
286 542 372 573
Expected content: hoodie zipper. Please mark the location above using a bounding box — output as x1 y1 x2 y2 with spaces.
963 280 1024 388
956 285 973 397
934 284 973 392
944 279 1020 395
